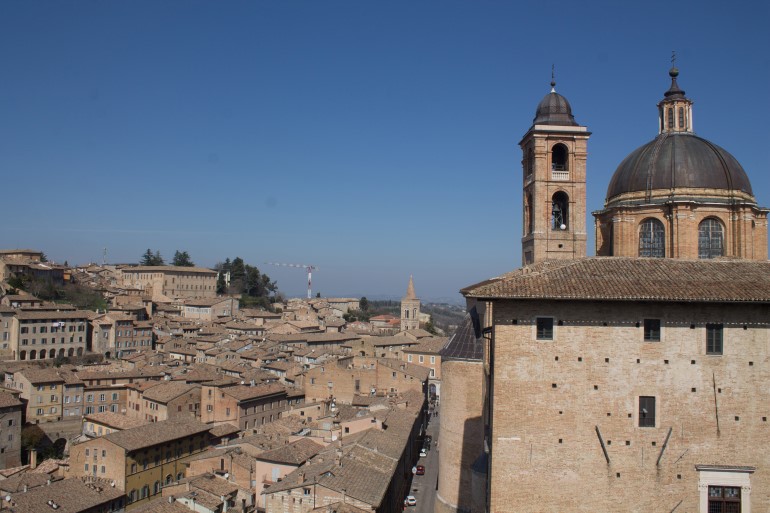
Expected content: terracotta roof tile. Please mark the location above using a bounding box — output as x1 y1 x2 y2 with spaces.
462 257 770 303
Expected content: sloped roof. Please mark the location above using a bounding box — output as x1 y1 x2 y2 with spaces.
256 438 324 465
462 257 770 303
101 419 210 452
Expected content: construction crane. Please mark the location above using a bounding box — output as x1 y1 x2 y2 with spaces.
265 262 319 299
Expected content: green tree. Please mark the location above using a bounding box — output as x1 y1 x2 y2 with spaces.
360 297 370 312
424 315 438 335
40 252 48 263
172 250 194 267
140 249 164 266
216 271 227 294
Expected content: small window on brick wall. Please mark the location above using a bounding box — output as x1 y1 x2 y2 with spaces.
644 319 661 341
707 324 723 355
536 318 553 340
639 396 656 427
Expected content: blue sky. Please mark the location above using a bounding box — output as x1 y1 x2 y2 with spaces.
2 0 768 301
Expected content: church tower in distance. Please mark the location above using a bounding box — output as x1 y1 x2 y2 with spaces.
400 275 420 331
519 77 590 265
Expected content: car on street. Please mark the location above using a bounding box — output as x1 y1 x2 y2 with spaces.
419 448 427 457
416 465 425 475
405 496 417 506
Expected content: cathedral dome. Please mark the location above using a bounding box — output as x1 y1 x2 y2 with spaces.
606 132 754 202
532 82 579 126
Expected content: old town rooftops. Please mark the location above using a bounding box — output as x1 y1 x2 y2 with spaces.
462 257 770 303
101 419 211 452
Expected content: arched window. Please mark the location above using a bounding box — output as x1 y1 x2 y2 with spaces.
40 349 46 359
678 107 685 129
153 481 161 494
524 193 534 235
20 351 26 360
667 108 674 129
551 192 569 230
412 308 417 319
141 485 149 499
128 490 137 503
639 218 665 257
30 350 36 360
165 474 173 485
176 472 183 481
404 310 409 319
699 218 724 259
551 144 568 172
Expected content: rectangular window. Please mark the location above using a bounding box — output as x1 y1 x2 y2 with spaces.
639 396 656 427
707 324 723 355
419 355 424 363
708 486 740 511
643 319 661 342
536 317 553 340
407 354 412 363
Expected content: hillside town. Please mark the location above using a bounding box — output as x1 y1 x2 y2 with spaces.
0 249 448 513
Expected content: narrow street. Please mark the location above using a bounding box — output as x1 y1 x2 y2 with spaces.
407 408 439 513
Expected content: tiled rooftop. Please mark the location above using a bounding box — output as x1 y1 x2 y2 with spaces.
462 257 770 302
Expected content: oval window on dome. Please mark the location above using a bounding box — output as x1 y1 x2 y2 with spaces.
639 218 665 258
699 218 724 259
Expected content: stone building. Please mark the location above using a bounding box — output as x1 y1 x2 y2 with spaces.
400 276 420 331
439 66 770 513
67 419 214 511
200 382 289 430
120 265 217 299
0 387 23 469
11 309 90 361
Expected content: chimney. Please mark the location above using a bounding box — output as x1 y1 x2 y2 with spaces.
29 449 37 470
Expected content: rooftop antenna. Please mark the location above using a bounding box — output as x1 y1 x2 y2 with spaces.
102 247 108 266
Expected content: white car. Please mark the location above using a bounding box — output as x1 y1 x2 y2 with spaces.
420 448 428 457
405 496 417 506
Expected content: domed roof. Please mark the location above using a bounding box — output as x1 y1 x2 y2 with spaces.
533 83 578 126
606 132 754 200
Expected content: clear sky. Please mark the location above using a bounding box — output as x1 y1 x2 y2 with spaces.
2 0 768 301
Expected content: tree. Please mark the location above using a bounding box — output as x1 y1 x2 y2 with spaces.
140 249 164 266
40 252 48 263
216 271 227 294
172 250 194 267
316 292 321 298
424 315 438 335
360 297 370 312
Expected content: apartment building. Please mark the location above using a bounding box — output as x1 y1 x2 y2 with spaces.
67 419 214 511
11 309 90 361
125 381 201 423
0 387 23 468
120 266 217 299
11 367 65 423
200 382 288 430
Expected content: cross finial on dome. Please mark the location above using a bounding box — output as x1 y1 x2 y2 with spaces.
551 64 556 92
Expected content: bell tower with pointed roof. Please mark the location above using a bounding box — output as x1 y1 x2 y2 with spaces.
519 74 591 265
400 275 420 331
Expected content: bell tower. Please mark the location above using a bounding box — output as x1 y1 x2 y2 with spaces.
520 77 591 265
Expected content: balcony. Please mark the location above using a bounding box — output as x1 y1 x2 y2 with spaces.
551 165 569 181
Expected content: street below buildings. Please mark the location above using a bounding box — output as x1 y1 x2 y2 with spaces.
406 408 439 513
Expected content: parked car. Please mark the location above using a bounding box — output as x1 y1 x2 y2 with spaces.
416 465 425 475
420 448 427 457
425 435 432 444
405 496 417 506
